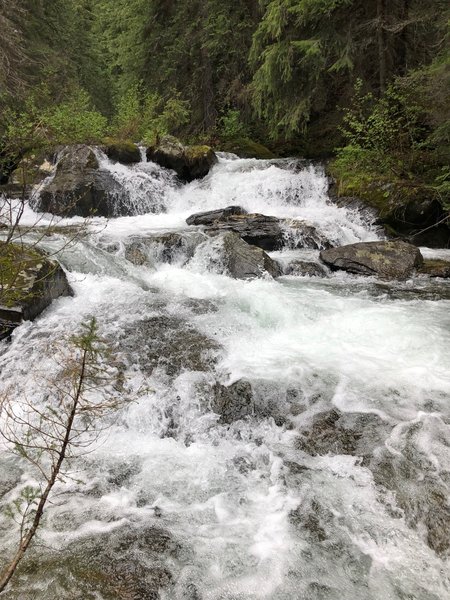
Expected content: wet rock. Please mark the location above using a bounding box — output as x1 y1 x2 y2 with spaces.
205 231 282 279
36 145 127 217
119 315 222 376
320 241 423 279
211 379 254 423
331 196 383 228
419 259 450 278
371 449 450 557
147 135 217 182
206 213 283 251
284 260 328 277
295 409 390 459
384 197 450 248
0 243 72 340
186 205 247 226
290 499 334 543
124 231 207 266
14 525 179 599
103 140 141 164
282 219 332 250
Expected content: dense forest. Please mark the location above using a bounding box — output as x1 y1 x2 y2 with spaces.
0 0 449 207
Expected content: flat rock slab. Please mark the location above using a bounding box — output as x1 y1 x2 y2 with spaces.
206 214 283 251
320 240 423 279
186 205 247 226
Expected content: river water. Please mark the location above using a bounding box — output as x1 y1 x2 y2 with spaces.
0 153 449 599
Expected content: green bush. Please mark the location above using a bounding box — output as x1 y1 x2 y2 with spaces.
218 109 248 141
44 90 108 144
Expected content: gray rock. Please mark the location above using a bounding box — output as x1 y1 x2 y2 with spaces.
419 259 450 278
207 213 283 251
124 231 207 266
118 315 222 377
206 231 282 279
186 205 247 226
282 219 332 250
147 135 217 182
211 379 254 423
371 445 450 557
285 260 327 277
295 409 390 459
320 241 423 279
35 145 127 217
0 243 72 340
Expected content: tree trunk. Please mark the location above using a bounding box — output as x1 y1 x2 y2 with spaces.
377 0 387 93
398 0 410 75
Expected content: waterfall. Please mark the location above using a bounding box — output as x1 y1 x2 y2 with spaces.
0 152 449 600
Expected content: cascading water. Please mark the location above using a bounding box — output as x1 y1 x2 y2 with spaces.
0 153 449 599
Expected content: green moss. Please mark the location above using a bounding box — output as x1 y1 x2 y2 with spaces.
0 243 44 307
102 137 138 153
220 137 276 159
184 145 214 160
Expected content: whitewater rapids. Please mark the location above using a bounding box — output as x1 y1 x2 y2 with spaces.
0 153 449 599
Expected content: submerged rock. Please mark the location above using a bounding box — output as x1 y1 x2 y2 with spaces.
282 219 332 250
211 379 254 423
0 243 72 340
124 231 207 266
147 135 217 182
119 315 222 376
36 145 126 217
186 205 247 226
284 259 327 277
295 409 390 459
202 231 282 279
320 241 423 279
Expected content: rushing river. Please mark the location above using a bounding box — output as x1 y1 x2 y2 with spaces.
0 153 449 599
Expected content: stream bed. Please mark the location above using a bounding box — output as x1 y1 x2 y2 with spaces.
0 154 449 599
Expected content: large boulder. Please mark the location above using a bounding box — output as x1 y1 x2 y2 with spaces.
147 135 217 182
0 243 72 340
202 231 282 279
103 140 141 164
205 214 283 251
35 145 127 217
320 241 423 279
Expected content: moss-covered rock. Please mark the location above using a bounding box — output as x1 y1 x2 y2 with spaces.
328 162 450 248
0 242 72 339
220 137 275 159
102 139 141 164
146 135 217 181
36 145 128 217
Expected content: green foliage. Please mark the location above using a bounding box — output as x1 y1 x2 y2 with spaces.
111 85 191 143
44 90 108 144
218 110 248 141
